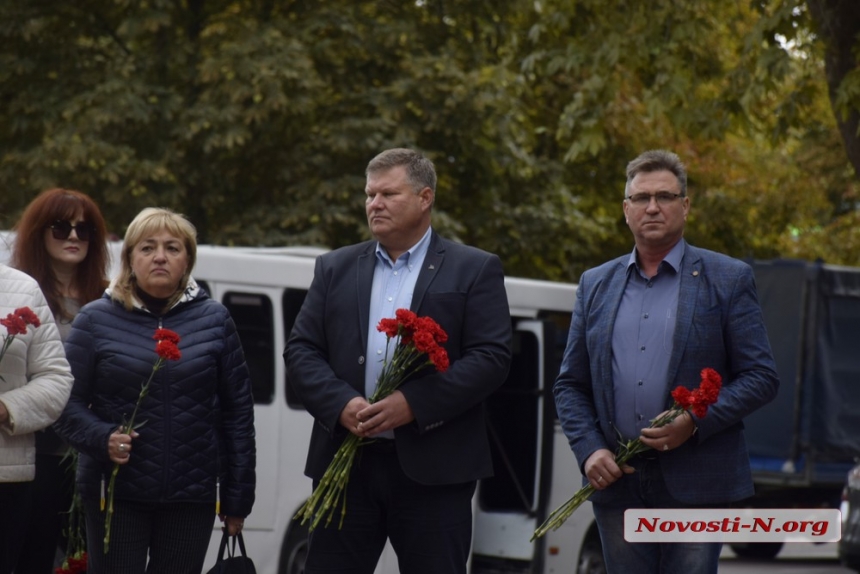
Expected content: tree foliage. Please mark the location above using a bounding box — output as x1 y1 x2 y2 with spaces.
0 0 857 282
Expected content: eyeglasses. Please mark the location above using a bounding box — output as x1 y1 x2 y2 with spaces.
625 192 684 206
49 220 92 242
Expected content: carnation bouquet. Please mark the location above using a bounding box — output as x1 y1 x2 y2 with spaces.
0 306 41 374
294 308 450 531
103 328 181 553
532 367 723 540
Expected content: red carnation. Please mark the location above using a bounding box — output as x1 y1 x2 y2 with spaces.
416 316 448 344
153 328 180 344
156 340 182 361
430 348 450 372
688 368 722 418
14 307 41 328
395 308 419 331
377 318 400 339
412 330 437 354
1 314 27 336
670 386 694 409
1 306 42 376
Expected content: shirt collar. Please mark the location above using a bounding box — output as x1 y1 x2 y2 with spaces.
626 238 686 274
374 226 433 266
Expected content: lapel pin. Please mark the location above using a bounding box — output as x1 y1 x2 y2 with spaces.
428 265 435 270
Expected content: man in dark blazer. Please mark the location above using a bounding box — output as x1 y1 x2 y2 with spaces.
554 150 779 573
285 148 512 574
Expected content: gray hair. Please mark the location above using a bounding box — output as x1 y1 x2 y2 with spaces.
366 148 437 194
624 150 687 197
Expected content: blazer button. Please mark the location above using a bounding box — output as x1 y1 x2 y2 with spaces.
358 356 365 365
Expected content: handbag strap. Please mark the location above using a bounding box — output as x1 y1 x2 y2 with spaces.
217 528 249 561
235 531 249 556
217 529 230 562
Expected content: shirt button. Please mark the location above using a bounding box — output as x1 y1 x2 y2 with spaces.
393 271 398 276
387 296 393 302
640 345 646 351
644 313 649 319
638 380 643 386
376 349 383 355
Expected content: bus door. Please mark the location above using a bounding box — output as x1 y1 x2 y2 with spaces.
472 319 557 573
218 287 281 534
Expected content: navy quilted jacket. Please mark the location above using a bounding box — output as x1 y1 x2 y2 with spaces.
54 286 256 517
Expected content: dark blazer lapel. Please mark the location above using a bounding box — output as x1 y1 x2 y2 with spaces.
356 243 376 351
597 259 628 434
667 243 703 396
411 231 444 311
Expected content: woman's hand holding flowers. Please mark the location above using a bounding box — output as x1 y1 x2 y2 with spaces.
103 328 182 553
108 429 139 464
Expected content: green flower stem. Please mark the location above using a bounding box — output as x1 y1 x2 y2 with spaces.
61 452 86 566
294 352 433 531
295 433 363 530
103 358 163 553
103 463 120 552
532 404 686 540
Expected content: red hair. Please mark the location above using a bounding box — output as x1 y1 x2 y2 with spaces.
10 188 110 320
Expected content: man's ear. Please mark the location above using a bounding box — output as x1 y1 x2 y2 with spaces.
419 186 434 209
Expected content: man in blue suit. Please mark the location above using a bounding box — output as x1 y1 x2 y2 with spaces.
285 148 512 574
554 150 779 573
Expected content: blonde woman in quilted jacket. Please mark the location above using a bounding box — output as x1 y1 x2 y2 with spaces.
55 208 255 574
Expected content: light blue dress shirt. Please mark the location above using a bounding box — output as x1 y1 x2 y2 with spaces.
364 227 432 422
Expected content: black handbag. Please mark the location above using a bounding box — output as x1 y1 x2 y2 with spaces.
206 530 256 574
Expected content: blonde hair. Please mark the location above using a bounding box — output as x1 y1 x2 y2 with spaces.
112 207 198 311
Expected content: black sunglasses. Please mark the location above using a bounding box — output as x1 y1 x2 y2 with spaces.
49 220 92 242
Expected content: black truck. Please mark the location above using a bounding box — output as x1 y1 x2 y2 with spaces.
730 259 860 559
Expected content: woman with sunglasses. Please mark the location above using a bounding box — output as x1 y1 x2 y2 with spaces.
9 188 110 573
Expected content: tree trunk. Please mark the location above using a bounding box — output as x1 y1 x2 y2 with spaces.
807 0 860 178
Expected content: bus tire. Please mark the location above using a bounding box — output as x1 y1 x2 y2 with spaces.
279 522 309 574
577 526 606 574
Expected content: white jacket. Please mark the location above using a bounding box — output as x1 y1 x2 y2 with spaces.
0 265 73 482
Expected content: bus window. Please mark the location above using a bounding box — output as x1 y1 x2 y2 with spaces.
223 292 275 405
481 329 541 511
282 288 308 410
